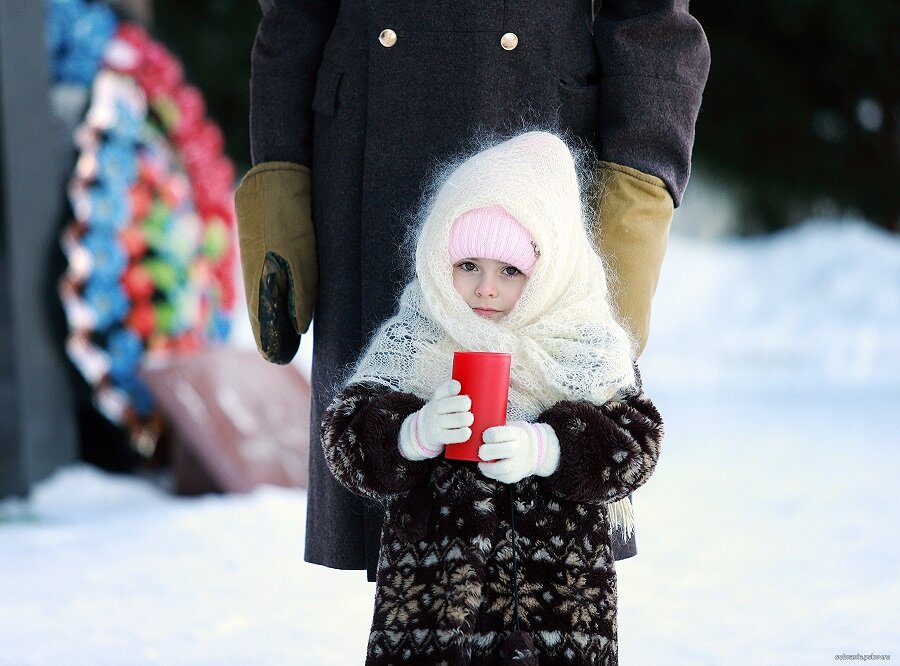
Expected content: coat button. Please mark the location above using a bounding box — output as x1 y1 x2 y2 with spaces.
500 32 518 51
379 29 397 48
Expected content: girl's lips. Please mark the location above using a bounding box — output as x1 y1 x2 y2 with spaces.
473 307 502 316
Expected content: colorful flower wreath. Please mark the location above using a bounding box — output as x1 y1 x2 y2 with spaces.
50 0 237 452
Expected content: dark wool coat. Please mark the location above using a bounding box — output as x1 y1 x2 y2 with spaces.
321 381 663 665
249 0 708 580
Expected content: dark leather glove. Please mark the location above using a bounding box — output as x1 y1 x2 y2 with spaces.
592 161 673 357
234 162 317 364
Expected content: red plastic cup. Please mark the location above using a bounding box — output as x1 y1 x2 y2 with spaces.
446 351 511 461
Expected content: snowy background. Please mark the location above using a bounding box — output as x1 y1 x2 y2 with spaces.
2 220 899 664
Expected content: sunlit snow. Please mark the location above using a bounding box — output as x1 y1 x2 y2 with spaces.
2 220 898 664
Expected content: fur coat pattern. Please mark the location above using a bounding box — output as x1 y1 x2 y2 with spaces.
321 378 663 665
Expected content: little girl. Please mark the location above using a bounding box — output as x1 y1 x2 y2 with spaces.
321 132 663 665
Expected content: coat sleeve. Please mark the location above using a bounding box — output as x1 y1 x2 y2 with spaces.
593 0 711 205
249 0 340 166
536 386 664 505
320 382 433 501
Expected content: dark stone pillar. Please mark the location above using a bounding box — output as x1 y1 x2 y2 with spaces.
0 0 78 496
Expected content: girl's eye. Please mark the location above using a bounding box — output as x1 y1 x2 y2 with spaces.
459 262 477 272
502 266 521 277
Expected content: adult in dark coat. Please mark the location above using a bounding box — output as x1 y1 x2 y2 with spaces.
236 0 710 581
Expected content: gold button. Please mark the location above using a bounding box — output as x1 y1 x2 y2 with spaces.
379 29 397 48
500 32 518 51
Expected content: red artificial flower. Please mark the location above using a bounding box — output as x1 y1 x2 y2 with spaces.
215 272 237 311
159 173 191 208
119 224 148 259
126 300 157 339
174 331 201 353
171 85 205 144
196 121 225 156
121 263 155 301
116 24 151 54
200 201 235 228
106 24 151 75
128 182 153 223
138 41 183 100
191 157 236 217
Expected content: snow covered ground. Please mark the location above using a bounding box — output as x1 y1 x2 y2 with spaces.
2 220 899 665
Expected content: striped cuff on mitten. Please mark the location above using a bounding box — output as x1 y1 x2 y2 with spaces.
531 422 560 477
398 411 443 461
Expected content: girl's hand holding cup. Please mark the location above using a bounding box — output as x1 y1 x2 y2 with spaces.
478 422 560 484
398 380 474 461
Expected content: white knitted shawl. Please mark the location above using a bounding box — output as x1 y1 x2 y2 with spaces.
349 132 637 533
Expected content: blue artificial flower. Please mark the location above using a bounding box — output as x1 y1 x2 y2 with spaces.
45 0 77 65
113 374 155 417
208 308 232 342
97 137 138 188
68 3 117 84
56 53 102 86
47 0 117 85
88 183 131 229
107 327 145 383
110 99 144 143
81 228 128 284
83 279 130 331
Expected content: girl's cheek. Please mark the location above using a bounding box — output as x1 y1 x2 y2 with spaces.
451 270 464 296
509 278 527 307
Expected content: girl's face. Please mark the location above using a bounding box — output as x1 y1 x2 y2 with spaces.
452 258 528 320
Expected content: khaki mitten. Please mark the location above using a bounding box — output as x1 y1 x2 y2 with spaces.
593 161 673 357
234 162 317 364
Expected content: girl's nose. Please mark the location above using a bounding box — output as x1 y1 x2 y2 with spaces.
476 277 497 298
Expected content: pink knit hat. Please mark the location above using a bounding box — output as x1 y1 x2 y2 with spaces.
449 205 539 276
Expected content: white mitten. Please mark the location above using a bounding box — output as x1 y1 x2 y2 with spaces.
398 380 474 461
478 421 560 484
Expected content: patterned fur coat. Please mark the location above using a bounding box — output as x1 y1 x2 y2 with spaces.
321 379 663 665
